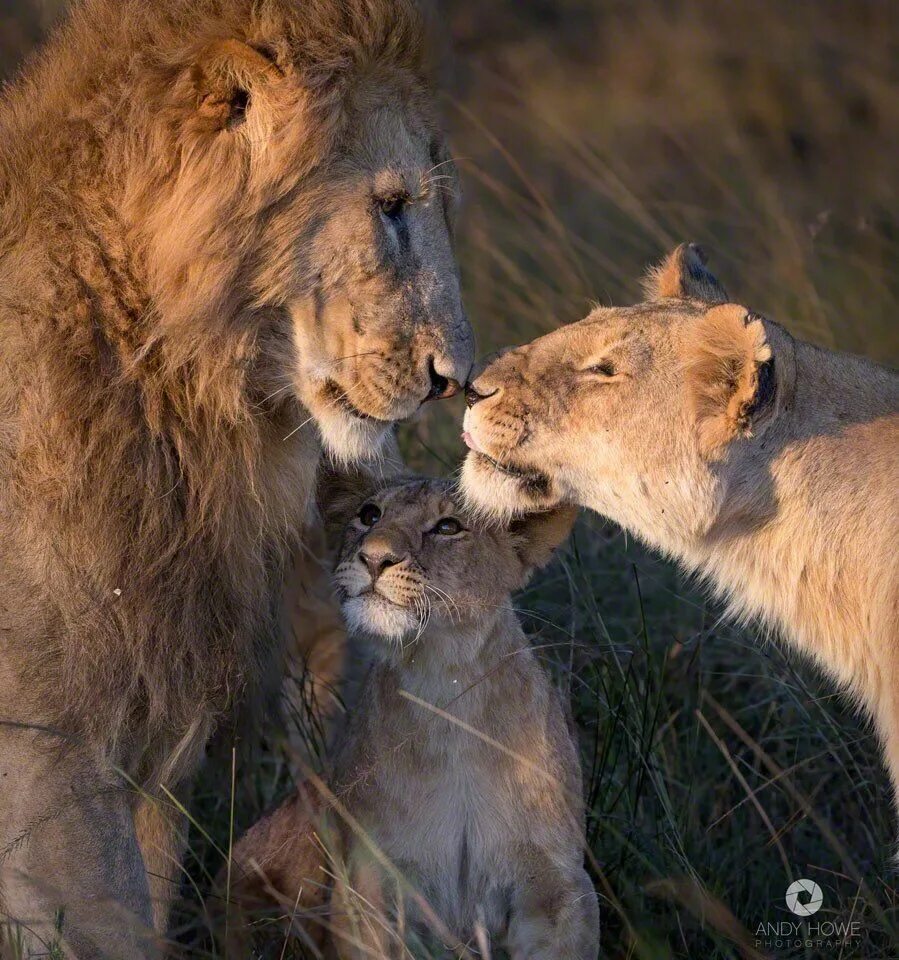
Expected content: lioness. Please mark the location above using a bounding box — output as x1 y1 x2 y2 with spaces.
0 0 472 955
462 244 899 816
226 478 599 958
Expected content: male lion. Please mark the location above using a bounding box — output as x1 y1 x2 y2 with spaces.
462 244 899 820
0 0 472 955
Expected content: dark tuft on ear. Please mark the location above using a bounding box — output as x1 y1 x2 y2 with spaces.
509 505 578 585
685 304 777 456
642 243 728 305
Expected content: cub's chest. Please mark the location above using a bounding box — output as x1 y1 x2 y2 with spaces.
361 741 520 939
356 696 531 879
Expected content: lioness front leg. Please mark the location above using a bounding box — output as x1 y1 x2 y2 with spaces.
0 730 157 959
505 863 599 960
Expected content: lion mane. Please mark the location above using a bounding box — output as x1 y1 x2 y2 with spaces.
0 0 428 785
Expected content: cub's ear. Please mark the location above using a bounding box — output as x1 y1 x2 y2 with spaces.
316 451 412 544
643 243 728 305
316 462 377 543
685 304 777 456
190 39 283 131
509 505 579 585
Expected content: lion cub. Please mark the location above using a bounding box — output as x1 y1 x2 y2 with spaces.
229 478 599 958
327 478 597 958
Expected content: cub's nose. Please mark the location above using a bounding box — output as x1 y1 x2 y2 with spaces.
464 382 498 408
360 547 401 583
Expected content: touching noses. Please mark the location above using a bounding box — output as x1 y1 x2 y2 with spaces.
463 349 514 407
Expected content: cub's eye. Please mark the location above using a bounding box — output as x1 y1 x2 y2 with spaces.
432 517 464 536
378 193 408 220
585 359 617 378
358 503 382 527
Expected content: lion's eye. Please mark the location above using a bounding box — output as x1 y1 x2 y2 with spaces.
586 359 617 378
358 503 382 527
432 517 464 536
379 194 408 220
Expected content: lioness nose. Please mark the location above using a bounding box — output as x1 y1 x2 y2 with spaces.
360 548 401 583
464 383 498 408
426 357 461 401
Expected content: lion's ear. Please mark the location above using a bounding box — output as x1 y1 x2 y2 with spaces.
685 304 777 456
643 243 728 304
190 39 282 130
509 505 578 586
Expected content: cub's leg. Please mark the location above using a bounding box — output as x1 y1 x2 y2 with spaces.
133 793 188 939
0 729 156 959
506 862 599 960
329 852 399 960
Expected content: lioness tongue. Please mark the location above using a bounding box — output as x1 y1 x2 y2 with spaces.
461 431 481 452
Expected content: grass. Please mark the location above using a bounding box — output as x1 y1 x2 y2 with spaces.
4 0 899 957
186 2 895 955
175 509 899 959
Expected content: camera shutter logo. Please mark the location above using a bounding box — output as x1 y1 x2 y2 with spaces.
785 879 823 917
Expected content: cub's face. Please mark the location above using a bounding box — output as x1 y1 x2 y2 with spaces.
334 479 574 643
461 245 785 550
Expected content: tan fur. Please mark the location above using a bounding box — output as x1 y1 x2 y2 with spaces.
0 1 471 954
225 480 598 957
222 783 330 956
462 244 899 819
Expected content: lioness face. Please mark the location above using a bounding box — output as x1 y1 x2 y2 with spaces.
462 245 784 552
334 479 573 644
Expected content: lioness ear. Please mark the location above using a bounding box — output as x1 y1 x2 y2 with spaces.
509 505 579 585
190 39 282 130
643 243 728 304
685 304 777 456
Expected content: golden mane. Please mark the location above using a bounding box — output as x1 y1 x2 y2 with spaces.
0 0 431 782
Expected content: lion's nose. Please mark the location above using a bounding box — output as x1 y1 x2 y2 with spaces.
426 357 461 401
464 383 498 408
360 548 401 583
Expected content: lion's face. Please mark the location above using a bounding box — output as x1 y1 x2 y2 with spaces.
133 22 473 462
333 478 574 645
461 245 786 552
287 86 473 460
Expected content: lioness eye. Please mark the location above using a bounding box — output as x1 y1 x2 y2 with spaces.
379 194 407 220
587 359 616 377
359 503 381 527
432 517 463 536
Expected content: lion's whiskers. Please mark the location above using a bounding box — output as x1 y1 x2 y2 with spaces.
281 374 363 442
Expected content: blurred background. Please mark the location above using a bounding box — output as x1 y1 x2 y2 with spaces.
3 1 898 957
